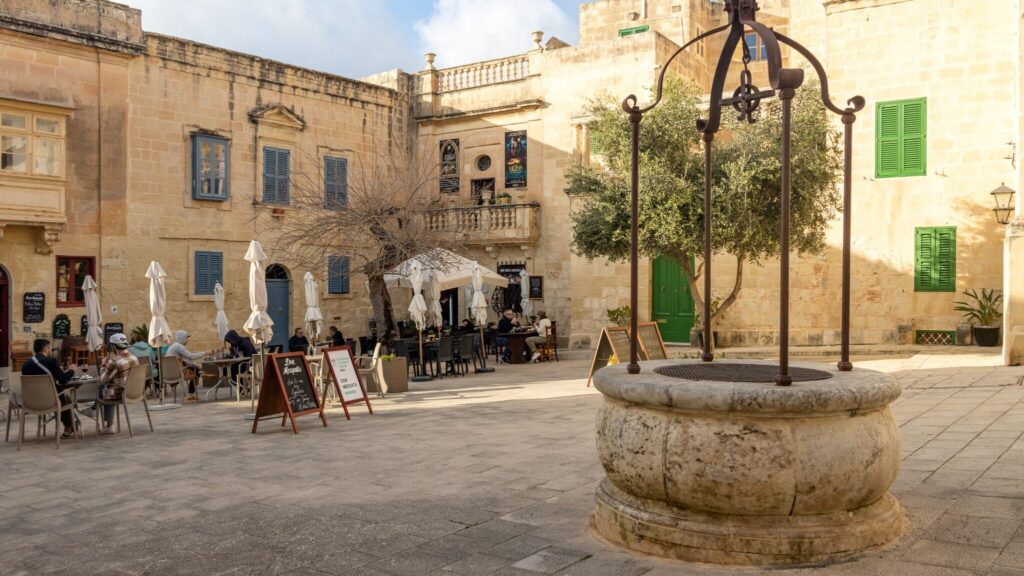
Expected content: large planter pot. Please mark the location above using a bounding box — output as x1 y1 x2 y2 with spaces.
592 359 906 565
972 326 1001 347
379 357 408 393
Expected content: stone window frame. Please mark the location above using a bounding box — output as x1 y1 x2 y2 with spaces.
0 105 66 179
191 133 230 201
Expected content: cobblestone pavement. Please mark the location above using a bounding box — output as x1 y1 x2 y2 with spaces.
1 352 1022 576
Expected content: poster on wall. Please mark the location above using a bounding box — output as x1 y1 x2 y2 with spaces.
440 139 460 193
23 292 45 324
504 131 527 188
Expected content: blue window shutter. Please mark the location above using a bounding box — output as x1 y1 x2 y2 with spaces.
194 251 223 295
195 252 209 295
263 147 289 204
324 156 348 210
210 252 223 290
328 256 351 294
279 149 290 204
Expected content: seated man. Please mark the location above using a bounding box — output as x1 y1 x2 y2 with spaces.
328 325 345 347
288 327 310 353
496 309 519 363
21 338 78 438
526 311 552 362
166 330 212 402
98 333 139 434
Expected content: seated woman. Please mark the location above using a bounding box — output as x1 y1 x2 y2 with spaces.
224 330 257 385
165 330 212 402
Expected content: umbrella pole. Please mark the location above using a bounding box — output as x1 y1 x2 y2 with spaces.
243 341 264 421
476 325 494 373
412 331 433 382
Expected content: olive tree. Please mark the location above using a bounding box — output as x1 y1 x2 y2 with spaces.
568 79 842 325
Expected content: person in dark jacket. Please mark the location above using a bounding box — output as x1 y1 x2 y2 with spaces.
328 326 345 347
223 329 257 383
21 338 78 438
288 328 310 353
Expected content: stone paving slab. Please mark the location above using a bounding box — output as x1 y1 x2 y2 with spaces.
0 352 1022 575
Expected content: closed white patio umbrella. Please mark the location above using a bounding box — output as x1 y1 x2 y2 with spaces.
519 269 533 319
426 269 443 328
471 261 494 373
408 261 432 382
243 240 274 346
146 261 178 409
82 275 104 358
303 272 323 345
213 281 229 341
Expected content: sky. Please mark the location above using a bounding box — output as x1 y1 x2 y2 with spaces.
119 0 582 79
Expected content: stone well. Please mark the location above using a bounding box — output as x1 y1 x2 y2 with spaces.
591 359 907 566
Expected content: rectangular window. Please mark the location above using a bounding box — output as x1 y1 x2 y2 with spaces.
328 256 350 295
263 146 290 205
876 98 927 178
324 155 349 210
915 226 955 292
0 107 65 177
192 134 230 200
618 25 650 37
744 32 767 61
56 256 95 307
194 251 224 296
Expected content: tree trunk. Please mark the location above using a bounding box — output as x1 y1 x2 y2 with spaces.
367 273 396 347
680 254 744 329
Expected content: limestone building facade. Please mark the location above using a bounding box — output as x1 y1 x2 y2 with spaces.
1 0 1022 366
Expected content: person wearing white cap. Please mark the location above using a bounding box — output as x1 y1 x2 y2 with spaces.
97 333 138 434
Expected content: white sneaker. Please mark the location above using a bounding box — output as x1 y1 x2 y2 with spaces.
101 426 114 435
531 352 541 363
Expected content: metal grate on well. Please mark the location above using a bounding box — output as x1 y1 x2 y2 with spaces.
915 330 956 346
653 363 834 383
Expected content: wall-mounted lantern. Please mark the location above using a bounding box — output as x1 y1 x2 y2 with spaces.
991 183 1016 224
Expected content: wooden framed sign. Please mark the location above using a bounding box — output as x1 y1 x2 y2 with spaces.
636 322 668 360
587 326 631 387
252 352 327 434
528 276 543 300
322 346 373 420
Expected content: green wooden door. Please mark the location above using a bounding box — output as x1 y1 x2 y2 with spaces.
652 256 695 343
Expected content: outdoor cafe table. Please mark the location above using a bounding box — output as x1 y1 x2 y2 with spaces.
203 357 248 402
500 330 537 364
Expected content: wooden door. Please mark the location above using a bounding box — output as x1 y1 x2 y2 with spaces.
651 256 695 343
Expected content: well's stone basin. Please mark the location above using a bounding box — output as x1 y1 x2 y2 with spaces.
591 359 907 565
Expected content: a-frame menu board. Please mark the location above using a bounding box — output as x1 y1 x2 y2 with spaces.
252 352 328 434
322 346 373 420
586 326 631 387
636 322 668 360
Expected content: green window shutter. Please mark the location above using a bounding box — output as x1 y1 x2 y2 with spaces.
876 98 926 178
914 226 955 292
901 99 926 176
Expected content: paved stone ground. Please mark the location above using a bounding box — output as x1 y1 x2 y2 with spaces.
1 351 1022 576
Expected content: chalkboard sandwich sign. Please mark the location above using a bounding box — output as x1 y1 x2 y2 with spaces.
252 352 328 434
322 346 373 420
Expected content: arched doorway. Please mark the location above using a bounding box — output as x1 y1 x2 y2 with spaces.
0 266 8 368
265 264 290 352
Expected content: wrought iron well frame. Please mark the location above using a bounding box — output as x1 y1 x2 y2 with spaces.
622 0 865 385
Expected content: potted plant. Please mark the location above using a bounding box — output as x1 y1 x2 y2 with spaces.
690 295 723 349
378 353 409 393
954 288 1003 347
496 192 512 205
606 305 631 326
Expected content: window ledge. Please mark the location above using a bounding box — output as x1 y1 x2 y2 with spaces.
323 293 352 300
189 294 216 303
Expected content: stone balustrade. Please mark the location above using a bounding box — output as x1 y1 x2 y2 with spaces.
426 202 540 245
436 55 531 92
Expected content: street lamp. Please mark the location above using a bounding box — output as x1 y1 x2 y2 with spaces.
991 183 1016 225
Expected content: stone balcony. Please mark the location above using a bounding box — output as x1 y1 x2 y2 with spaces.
0 175 66 254
426 202 540 246
435 55 531 92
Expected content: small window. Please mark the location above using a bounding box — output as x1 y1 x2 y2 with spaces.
476 155 492 171
194 251 223 296
1 135 27 173
192 134 230 201
915 227 955 292
35 117 61 134
0 107 65 178
56 256 95 307
328 256 350 294
744 33 767 61
876 98 927 178
618 25 650 37
33 137 60 176
263 146 290 205
1 113 26 129
324 155 348 210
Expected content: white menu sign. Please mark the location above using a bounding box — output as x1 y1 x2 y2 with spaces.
326 348 365 404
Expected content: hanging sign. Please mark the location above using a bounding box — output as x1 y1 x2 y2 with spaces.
587 326 631 387
322 346 373 420
252 352 327 434
23 292 45 324
504 130 527 188
636 321 668 360
52 314 71 338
